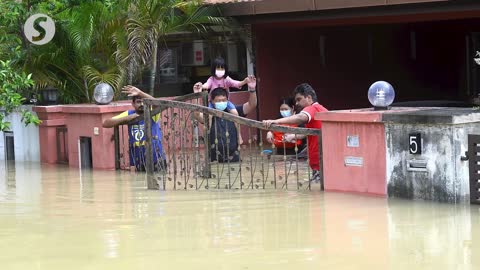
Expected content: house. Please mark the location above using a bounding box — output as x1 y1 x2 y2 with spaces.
212 0 480 120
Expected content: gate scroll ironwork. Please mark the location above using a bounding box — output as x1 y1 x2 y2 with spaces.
129 93 324 191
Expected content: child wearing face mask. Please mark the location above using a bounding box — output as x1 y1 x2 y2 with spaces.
266 98 303 154
194 57 253 113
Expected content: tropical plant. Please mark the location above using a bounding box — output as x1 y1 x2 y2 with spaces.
0 60 40 131
0 0 86 64
2 0 232 104
23 0 128 103
0 1 41 130
124 0 226 95
0 1 26 64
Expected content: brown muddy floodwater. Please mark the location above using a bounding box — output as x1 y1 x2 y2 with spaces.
0 161 478 270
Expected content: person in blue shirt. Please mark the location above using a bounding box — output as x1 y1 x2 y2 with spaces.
103 85 166 172
194 87 240 163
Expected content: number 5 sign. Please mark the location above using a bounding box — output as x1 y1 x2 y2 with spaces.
409 133 422 155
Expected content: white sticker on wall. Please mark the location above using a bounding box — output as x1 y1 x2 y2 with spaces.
345 156 363 167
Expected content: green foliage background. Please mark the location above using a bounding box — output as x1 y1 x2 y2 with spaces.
0 0 226 131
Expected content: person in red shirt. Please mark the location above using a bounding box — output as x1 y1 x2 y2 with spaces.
263 83 328 183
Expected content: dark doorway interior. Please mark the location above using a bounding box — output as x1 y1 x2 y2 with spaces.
4 132 14 161
255 18 480 119
79 136 92 169
56 126 68 164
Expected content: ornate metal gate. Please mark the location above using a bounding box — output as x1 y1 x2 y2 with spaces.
140 93 323 191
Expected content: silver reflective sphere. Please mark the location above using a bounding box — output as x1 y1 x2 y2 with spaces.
93 83 114 105
368 81 395 108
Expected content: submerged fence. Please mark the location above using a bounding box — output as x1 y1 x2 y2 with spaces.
135 92 323 191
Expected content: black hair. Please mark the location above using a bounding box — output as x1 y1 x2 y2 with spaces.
280 97 295 109
211 57 228 78
293 83 318 102
210 87 228 100
132 96 142 102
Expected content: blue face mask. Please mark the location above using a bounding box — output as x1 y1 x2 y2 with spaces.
215 101 228 111
280 110 292 118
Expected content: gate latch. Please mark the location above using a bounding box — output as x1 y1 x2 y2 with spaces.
460 151 469 161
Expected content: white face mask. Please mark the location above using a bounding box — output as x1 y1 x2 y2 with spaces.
215 70 225 78
280 110 292 118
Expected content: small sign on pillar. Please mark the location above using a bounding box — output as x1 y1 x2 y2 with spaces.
409 133 422 155
347 135 359 148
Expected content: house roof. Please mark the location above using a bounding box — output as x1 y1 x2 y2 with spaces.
204 0 456 18
204 0 258 3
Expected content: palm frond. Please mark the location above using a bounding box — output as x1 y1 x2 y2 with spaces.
83 65 124 94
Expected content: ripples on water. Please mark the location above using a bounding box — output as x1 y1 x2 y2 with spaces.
0 161 479 270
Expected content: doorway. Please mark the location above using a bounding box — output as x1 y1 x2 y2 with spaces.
4 132 14 161
79 137 92 169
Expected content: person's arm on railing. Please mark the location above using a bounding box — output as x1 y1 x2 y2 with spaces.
263 113 308 128
103 111 140 128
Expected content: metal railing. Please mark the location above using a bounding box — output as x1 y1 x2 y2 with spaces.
138 93 323 191
113 92 209 171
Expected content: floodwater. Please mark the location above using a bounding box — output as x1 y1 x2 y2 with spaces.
0 161 479 270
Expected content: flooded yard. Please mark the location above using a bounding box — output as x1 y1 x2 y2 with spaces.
0 161 478 269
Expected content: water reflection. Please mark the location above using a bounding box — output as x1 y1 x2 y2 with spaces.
387 200 475 270
0 162 478 269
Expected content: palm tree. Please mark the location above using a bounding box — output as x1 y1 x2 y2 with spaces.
16 0 228 103
125 0 226 95
24 0 128 103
